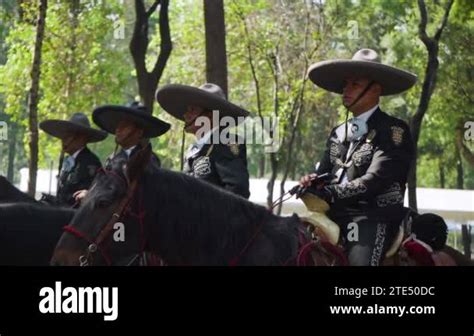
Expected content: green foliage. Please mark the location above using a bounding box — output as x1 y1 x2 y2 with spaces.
0 0 472 190
0 1 131 169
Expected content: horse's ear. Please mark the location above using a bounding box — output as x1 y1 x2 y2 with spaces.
126 143 152 182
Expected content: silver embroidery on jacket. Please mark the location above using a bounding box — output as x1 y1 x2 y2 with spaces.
329 142 341 164
193 156 211 177
376 182 403 207
370 223 386 266
352 143 374 166
334 180 367 199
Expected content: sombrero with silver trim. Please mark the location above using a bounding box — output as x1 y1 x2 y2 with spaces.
155 83 250 121
40 112 107 143
308 49 417 96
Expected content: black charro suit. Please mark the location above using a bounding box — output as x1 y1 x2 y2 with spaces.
314 108 414 265
183 139 250 199
57 147 102 206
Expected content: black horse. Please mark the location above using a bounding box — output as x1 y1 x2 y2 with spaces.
0 203 75 265
51 147 470 267
51 147 332 266
0 175 38 204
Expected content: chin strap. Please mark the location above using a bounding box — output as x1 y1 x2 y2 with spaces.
183 111 205 129
343 81 375 143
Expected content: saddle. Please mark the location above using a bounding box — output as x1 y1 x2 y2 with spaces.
298 192 407 258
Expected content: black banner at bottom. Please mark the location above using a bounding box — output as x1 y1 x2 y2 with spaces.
0 267 472 335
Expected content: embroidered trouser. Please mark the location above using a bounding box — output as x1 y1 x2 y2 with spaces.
329 211 399 266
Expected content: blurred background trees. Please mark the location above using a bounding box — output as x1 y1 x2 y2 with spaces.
0 0 472 195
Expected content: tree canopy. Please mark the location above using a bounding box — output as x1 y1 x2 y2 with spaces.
0 0 472 193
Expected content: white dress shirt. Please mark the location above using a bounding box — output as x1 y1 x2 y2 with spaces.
339 104 379 184
62 147 84 173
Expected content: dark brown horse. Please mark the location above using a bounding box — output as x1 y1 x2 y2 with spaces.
51 146 345 266
0 202 75 265
0 175 38 204
50 147 470 266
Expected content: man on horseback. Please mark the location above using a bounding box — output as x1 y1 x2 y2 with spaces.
299 49 417 266
156 83 251 199
72 102 171 202
39 113 107 206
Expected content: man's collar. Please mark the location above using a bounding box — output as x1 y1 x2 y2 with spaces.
124 145 138 158
71 147 85 159
195 126 220 147
354 104 379 123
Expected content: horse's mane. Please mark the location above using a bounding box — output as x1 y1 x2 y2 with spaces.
147 168 300 264
78 155 299 265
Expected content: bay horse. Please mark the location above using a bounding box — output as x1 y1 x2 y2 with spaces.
51 146 344 266
0 203 75 265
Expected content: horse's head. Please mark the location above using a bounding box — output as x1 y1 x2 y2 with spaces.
50 146 152 266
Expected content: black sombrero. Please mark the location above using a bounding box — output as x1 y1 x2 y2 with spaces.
92 102 171 138
40 112 107 143
155 83 250 121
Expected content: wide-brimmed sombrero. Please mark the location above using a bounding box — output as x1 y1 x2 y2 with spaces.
308 49 417 96
92 102 171 138
155 83 250 121
40 112 107 143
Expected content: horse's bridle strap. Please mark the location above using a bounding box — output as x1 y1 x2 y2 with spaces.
62 175 138 266
63 224 112 265
95 179 138 246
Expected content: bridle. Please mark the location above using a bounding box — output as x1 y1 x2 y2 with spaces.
63 167 139 266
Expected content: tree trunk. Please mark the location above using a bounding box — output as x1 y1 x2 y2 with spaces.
439 159 445 188
277 63 311 214
203 0 228 96
461 225 472 259
27 0 47 197
130 0 172 114
408 0 454 211
7 122 17 182
455 146 471 259
455 146 464 189
266 50 280 209
258 155 265 178
234 4 265 179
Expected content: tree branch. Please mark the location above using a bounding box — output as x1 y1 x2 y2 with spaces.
151 0 171 80
434 0 455 41
130 0 148 78
129 0 172 112
417 0 431 47
146 0 161 18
